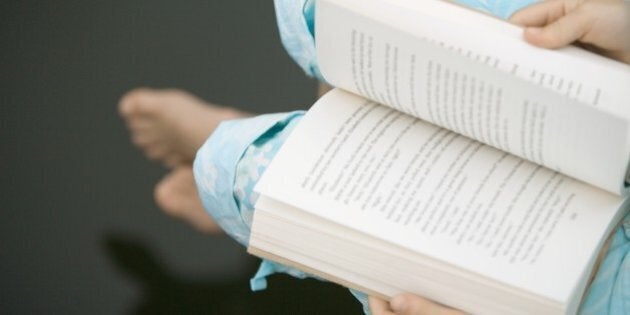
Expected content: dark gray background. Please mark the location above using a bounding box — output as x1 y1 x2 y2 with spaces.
1 1 360 314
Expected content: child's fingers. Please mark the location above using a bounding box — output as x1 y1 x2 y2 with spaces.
523 7 592 48
389 294 465 315
368 296 396 315
509 0 566 27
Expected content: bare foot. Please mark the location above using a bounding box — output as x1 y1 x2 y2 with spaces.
119 88 246 167
154 165 221 233
119 88 246 233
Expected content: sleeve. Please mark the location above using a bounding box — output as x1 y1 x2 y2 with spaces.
191 112 314 288
579 214 630 315
193 111 304 248
273 0 323 80
455 0 536 19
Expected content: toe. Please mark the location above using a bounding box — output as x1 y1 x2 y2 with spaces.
126 116 153 132
154 167 221 233
154 176 180 217
119 89 142 117
131 132 153 147
144 144 169 161
163 153 184 168
118 88 156 117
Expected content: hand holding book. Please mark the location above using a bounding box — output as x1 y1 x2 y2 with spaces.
370 1 630 314
369 293 464 315
510 0 630 64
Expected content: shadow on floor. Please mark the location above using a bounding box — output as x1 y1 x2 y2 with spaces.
103 234 362 315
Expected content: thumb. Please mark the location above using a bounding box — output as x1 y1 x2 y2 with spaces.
390 294 459 315
390 294 467 315
523 8 592 49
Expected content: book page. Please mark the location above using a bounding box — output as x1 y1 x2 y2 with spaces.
250 201 564 314
256 89 627 303
318 0 630 114
316 0 630 194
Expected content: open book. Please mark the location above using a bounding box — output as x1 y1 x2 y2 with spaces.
248 0 630 314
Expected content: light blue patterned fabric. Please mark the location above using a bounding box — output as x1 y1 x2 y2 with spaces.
193 112 302 247
580 220 630 314
273 0 322 80
194 0 630 314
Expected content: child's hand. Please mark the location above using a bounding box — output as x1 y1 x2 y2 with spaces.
368 294 464 315
509 0 630 63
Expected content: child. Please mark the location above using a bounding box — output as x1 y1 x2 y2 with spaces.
120 0 630 314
